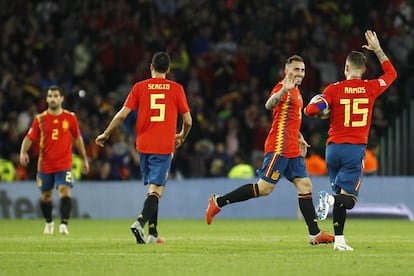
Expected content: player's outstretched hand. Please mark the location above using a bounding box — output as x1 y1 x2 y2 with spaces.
20 152 29 166
175 133 185 148
82 160 90 174
95 133 109 147
362 30 381 52
299 136 310 157
282 72 296 91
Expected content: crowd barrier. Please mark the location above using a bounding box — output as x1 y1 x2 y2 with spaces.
1 177 413 220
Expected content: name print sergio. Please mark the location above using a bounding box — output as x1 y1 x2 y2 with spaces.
148 83 170 90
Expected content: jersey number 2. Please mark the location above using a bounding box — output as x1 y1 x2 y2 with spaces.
52 129 59 140
150 94 166 122
340 98 369 127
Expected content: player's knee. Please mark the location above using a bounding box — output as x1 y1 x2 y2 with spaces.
41 191 53 202
58 185 71 198
148 191 161 200
336 194 356 209
294 178 312 194
259 187 272 196
257 180 274 196
347 197 356 209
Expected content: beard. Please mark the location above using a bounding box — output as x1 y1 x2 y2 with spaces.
48 102 59 110
294 77 303 86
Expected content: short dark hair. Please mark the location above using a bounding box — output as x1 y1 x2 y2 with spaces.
285 55 304 65
48 85 64 96
346 51 366 69
151 52 171 73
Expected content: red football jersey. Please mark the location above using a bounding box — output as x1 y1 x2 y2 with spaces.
322 61 396 144
124 77 190 154
264 82 302 157
26 110 82 173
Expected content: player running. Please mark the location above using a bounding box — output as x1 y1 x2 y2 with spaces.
206 55 334 245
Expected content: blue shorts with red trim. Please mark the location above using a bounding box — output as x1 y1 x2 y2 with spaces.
138 152 172 186
37 170 73 191
326 143 365 197
256 152 308 184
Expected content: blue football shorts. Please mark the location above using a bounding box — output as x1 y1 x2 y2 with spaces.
138 152 173 186
256 152 308 184
325 143 366 197
37 170 73 191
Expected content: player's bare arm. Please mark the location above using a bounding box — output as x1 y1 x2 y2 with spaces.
362 30 389 63
175 112 192 148
298 132 310 157
19 137 33 166
95 106 131 147
74 136 90 174
265 74 295 110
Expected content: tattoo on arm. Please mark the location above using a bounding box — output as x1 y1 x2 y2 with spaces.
266 88 287 109
374 49 388 63
270 94 281 105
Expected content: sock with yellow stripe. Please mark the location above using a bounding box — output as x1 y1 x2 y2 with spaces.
217 183 259 208
298 193 319 235
148 204 159 237
137 192 159 227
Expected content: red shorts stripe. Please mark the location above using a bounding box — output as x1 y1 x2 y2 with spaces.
264 153 278 178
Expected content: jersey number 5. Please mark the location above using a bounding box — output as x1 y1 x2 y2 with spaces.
340 98 369 127
150 94 166 122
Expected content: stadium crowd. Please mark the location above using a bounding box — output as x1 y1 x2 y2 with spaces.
1 0 413 181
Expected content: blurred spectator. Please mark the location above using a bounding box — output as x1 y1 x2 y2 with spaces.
251 113 271 163
169 41 190 83
364 145 379 176
209 142 233 177
7 152 28 180
371 105 389 135
72 154 83 181
215 30 238 54
185 67 206 95
228 152 255 179
225 117 241 158
0 158 15 181
72 36 93 80
210 158 226 177
187 139 213 177
305 148 327 176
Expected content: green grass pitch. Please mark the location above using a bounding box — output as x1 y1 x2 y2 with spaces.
0 219 413 275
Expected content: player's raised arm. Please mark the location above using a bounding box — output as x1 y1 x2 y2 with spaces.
265 73 295 110
362 30 397 87
362 30 389 63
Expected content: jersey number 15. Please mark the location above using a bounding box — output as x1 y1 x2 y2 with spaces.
340 98 369 127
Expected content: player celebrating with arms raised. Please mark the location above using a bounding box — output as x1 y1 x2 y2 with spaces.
304 30 397 250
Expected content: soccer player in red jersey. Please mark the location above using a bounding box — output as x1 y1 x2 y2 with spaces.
20 86 90 235
206 55 334 245
304 30 397 250
95 52 192 244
